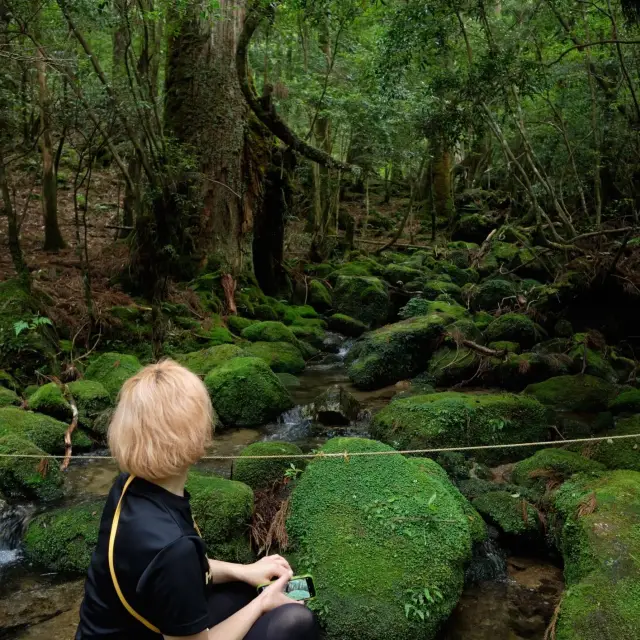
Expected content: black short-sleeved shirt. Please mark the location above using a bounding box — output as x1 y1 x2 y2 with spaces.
75 474 211 639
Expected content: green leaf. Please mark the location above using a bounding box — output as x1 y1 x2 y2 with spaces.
13 320 29 336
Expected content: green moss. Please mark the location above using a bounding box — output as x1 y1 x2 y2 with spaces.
473 311 494 331
187 471 254 563
333 276 390 328
288 438 474 640
490 352 572 391
67 380 112 429
484 313 539 348
227 316 257 335
305 263 334 278
23 501 103 572
477 242 519 275
0 370 19 392
609 388 640 414
382 264 425 285
568 345 617 383
434 263 479 287
347 315 448 390
0 387 20 408
0 434 64 502
488 341 520 353
290 324 326 349
28 383 72 421
371 392 549 464
309 280 333 311
554 470 640 640
524 375 617 412
452 214 495 244
177 344 245 377
575 416 640 472
84 352 143 400
243 341 305 375
234 441 304 490
472 491 541 536
512 449 605 489
423 280 462 302
427 347 481 386
204 357 293 427
327 314 367 337
254 303 279 321
241 321 297 345
202 325 235 346
0 407 91 453
471 279 518 311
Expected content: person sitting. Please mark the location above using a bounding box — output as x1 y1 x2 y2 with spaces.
75 359 318 640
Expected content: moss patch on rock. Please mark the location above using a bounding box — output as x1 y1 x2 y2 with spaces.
472 491 541 536
28 383 72 422
241 321 298 345
327 313 367 337
204 357 293 427
333 276 390 328
243 342 305 375
470 279 518 311
288 438 474 640
0 407 91 453
23 500 103 572
0 387 20 408
0 434 64 502
227 316 256 336
308 280 332 311
187 471 254 563
67 380 112 429
576 415 640 472
484 313 539 348
234 441 304 490
371 392 549 464
609 388 640 414
524 375 617 412
84 352 143 400
427 347 481 387
177 344 245 377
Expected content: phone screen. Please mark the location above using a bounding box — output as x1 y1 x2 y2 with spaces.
258 576 316 601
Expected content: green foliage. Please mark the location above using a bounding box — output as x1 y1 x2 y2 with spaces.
187 471 254 563
399 298 431 319
288 438 474 640
84 353 143 400
204 357 293 427
524 375 618 412
24 501 104 572
234 441 305 490
13 315 53 336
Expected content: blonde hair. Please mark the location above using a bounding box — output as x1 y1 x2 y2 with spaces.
108 359 213 481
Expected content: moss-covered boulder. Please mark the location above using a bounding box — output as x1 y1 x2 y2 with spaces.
472 491 541 536
309 385 361 425
84 352 142 400
489 351 572 391
567 345 618 384
241 321 297 346
288 438 475 640
254 303 279 321
333 276 390 328
371 392 549 464
512 449 605 490
177 344 245 377
290 323 326 349
484 313 539 348
554 470 640 640
0 407 91 453
0 434 64 502
28 383 72 422
0 387 20 408
575 415 640 472
524 375 617 412
187 471 254 563
0 370 19 391
23 500 103 572
470 279 518 311
233 442 304 491
327 313 367 337
227 316 256 336
452 213 496 244
423 280 462 302
308 280 332 312
204 357 293 427
67 380 111 429
243 342 305 375
427 347 481 387
608 388 640 414
382 263 425 286
347 315 448 390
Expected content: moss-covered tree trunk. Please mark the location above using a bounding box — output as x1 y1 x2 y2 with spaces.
432 137 454 223
165 0 267 275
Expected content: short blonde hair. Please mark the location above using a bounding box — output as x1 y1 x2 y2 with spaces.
108 359 213 481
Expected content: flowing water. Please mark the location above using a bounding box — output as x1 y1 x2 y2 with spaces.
0 338 564 638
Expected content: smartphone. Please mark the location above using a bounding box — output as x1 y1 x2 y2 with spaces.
257 575 316 602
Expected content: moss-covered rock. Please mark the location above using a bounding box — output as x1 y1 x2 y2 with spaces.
477 241 519 275
177 344 245 377
204 357 293 427
452 214 496 244
243 341 305 375
434 263 479 287
84 352 143 400
568 345 617 383
233 442 304 490
187 471 254 563
472 491 541 536
427 347 481 386
0 387 20 408
227 316 256 336
371 392 549 464
0 407 91 453
327 314 367 337
347 315 448 390
67 380 112 429
470 279 518 311
524 375 617 412
609 388 640 414
575 415 640 472
28 383 72 422
512 449 605 490
290 323 326 349
241 321 297 346
23 500 103 572
254 303 279 321
0 370 19 392
484 313 540 348
488 341 520 354
554 470 640 640
308 280 333 312
0 434 64 502
333 276 390 328
489 351 572 391
288 438 475 640
423 280 462 302
382 263 425 286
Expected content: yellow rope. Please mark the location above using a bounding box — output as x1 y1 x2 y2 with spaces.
0 432 639 461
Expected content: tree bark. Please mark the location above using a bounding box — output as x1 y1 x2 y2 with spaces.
432 137 453 223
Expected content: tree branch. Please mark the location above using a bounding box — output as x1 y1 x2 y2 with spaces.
548 39 640 66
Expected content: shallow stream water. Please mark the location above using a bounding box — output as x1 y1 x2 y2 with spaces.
0 345 564 639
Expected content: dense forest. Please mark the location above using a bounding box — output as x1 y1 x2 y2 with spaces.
1 0 640 638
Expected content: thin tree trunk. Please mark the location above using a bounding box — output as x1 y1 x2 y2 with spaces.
432 137 454 223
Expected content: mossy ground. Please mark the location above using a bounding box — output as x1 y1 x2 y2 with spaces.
288 438 474 640
84 352 143 400
233 441 304 490
187 471 254 563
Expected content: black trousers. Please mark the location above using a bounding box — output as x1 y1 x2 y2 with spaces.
208 582 319 640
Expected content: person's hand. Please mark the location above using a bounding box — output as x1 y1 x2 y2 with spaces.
256 571 303 614
241 554 292 587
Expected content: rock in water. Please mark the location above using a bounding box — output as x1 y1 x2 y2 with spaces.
309 385 361 425
0 499 32 550
287 438 475 640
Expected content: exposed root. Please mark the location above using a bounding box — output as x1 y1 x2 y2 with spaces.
462 339 506 357
543 597 563 640
250 480 291 555
577 492 597 518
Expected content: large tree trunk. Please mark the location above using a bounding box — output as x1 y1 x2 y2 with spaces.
432 137 454 223
165 0 266 275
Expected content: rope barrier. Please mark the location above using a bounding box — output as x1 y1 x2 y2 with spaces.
1 432 639 461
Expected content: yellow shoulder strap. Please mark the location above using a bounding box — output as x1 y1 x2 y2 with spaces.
108 474 161 634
